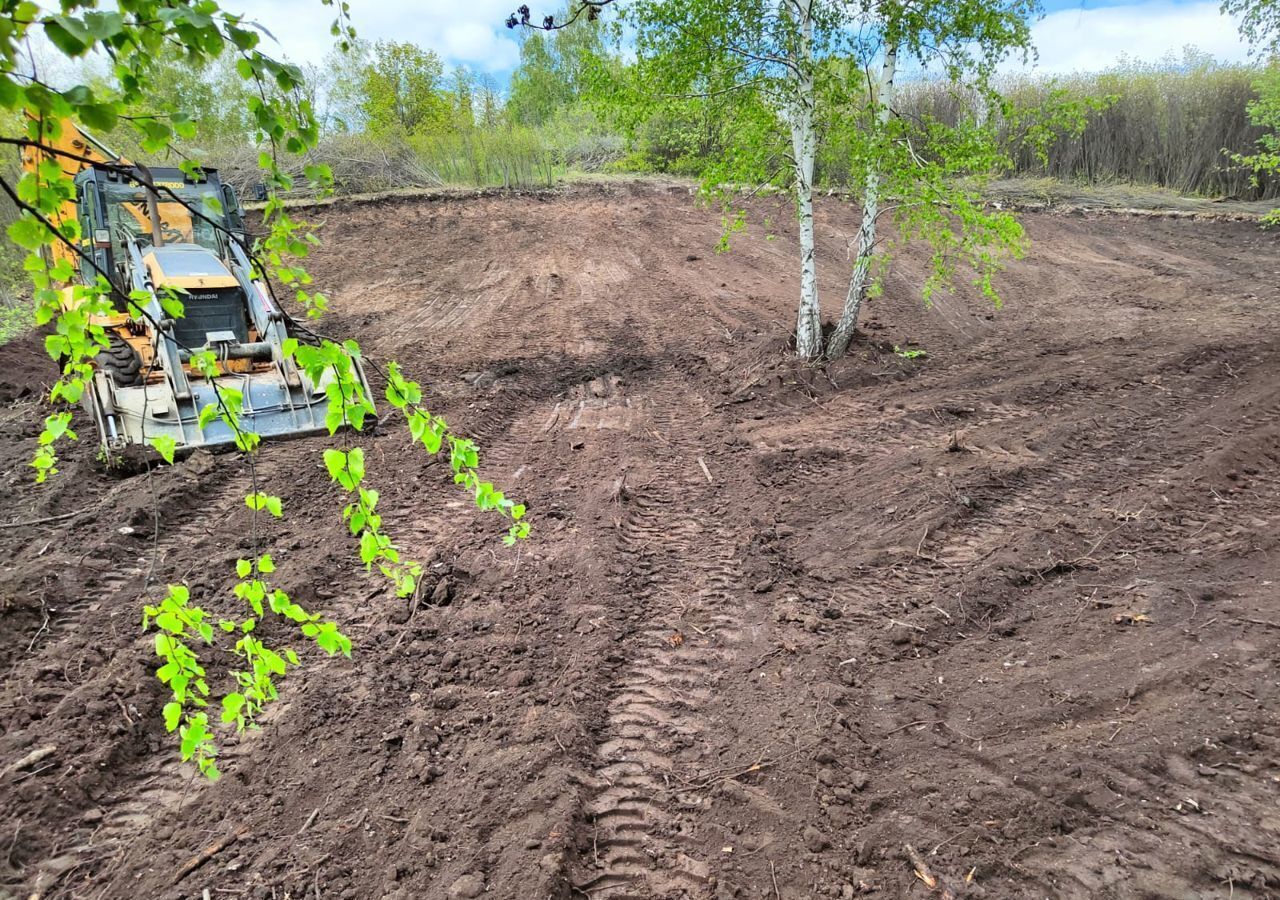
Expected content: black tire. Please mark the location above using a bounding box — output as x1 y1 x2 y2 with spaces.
96 333 144 388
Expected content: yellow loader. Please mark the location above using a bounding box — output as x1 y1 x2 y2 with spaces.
21 120 373 460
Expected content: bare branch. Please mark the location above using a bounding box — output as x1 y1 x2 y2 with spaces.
505 0 616 31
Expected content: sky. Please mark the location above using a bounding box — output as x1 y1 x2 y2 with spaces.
228 0 1253 80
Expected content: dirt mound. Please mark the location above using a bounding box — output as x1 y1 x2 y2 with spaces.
0 329 53 404
1 184 1279 900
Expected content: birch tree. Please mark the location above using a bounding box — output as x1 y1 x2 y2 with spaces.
785 0 823 357
512 0 1041 360
821 0 1040 358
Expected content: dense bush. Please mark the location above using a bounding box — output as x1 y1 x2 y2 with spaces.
897 57 1278 200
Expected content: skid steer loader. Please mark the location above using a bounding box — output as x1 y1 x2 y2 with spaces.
22 121 374 461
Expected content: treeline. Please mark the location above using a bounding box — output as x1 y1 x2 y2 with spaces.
277 38 1273 200
87 24 622 195
15 28 1280 203
618 52 1277 200
33 24 1280 201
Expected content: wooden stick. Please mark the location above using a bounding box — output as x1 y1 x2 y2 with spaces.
297 807 320 835
174 826 248 884
904 843 958 899
883 719 937 737
888 618 926 632
697 457 714 483
2 745 56 778
0 508 89 530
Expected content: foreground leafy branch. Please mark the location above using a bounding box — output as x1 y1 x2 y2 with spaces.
3 0 529 780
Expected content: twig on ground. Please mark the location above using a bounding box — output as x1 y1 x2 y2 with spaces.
1103 401 1144 417
297 808 320 835
697 457 714 483
390 579 425 652
884 719 937 737
25 590 51 653
1071 506 1147 566
2 745 56 779
6 820 20 869
609 470 629 503
915 527 931 557
10 762 57 783
0 508 90 529
112 694 134 726
888 618 926 633
173 826 247 884
679 742 817 791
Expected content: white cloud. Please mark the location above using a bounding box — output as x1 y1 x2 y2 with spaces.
226 0 1252 77
229 0 524 72
442 22 521 69
1017 0 1252 73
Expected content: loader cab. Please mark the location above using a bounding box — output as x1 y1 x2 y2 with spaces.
73 165 248 297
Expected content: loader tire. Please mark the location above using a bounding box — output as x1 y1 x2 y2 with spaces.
96 334 143 388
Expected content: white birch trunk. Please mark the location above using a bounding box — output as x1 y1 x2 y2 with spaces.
827 42 898 360
785 0 822 360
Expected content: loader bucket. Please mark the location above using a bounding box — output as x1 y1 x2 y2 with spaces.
84 358 375 459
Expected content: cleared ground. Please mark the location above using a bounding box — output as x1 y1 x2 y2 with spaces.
1 183 1278 900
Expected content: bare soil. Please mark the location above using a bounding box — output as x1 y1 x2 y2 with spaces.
2 182 1279 900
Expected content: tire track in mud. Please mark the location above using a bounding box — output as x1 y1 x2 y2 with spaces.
924 348 1279 574
365 238 744 897
568 369 743 899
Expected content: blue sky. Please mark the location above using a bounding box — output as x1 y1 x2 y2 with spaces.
232 0 1252 80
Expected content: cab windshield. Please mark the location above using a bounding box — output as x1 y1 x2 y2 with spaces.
102 179 226 260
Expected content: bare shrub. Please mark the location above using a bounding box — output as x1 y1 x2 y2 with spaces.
896 57 1278 200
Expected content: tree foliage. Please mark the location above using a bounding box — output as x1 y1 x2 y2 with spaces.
357 40 453 136
1236 64 1280 226
1224 0 1280 56
1225 0 1280 224
509 6 609 126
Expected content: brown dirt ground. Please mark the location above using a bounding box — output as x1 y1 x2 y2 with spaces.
1 182 1279 900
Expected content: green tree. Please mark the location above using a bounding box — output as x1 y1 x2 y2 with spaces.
509 5 609 126
1223 0 1280 55
94 50 257 167
1238 66 1280 226
360 39 452 136
312 40 373 132
477 74 503 128
526 0 1044 360
451 65 477 130
1225 0 1280 224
